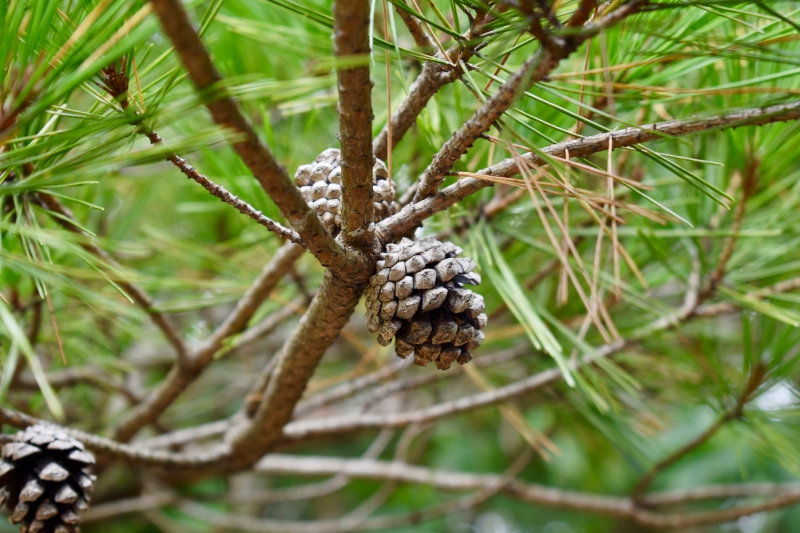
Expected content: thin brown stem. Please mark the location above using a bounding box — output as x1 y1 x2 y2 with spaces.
143 130 303 245
630 363 767 503
395 2 432 47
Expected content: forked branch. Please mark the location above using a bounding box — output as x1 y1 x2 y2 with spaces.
113 241 305 442
412 0 647 202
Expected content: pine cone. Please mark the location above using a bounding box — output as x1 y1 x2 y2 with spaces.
294 148 398 234
365 237 487 370
0 424 95 533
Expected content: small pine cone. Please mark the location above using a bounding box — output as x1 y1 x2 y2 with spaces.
293 148 399 234
0 424 95 533
365 237 487 370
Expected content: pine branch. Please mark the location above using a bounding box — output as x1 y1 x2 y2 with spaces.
0 244 781 470
83 493 178 523
149 0 352 269
143 130 304 245
630 361 768 502
0 406 230 468
278 262 700 443
333 0 377 250
0 250 792 473
372 10 500 160
377 100 800 242
412 1 647 202
82 471 800 530
394 3 433 48
247 455 800 529
224 267 374 470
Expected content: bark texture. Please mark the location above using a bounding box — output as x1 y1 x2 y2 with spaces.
333 0 377 250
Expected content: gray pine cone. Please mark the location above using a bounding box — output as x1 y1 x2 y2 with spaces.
0 424 95 533
365 237 487 370
294 148 398 234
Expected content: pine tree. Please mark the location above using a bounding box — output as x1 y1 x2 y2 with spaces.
2 1 800 532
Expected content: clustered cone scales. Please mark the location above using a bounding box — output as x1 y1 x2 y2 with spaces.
365 237 487 370
294 148 398 234
0 425 95 533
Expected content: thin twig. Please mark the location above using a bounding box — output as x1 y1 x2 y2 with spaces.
143 130 303 245
372 10 501 159
630 360 767 503
412 1 647 202
247 454 800 529
394 2 432 48
34 192 190 361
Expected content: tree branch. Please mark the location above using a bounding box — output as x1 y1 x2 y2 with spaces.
377 100 800 242
630 362 767 502
149 0 352 268
143 130 303 245
411 1 646 202
394 3 432 48
333 0 377 250
223 265 375 470
251 454 800 529
0 406 230 468
278 263 704 443
372 11 500 160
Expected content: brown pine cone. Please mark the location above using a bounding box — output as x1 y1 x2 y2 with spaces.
294 148 398 234
0 424 95 533
365 237 487 370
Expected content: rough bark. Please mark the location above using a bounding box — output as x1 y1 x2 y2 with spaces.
333 0 377 250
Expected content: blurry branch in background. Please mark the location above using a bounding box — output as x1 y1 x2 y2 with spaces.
630 359 769 503
112 241 304 443
81 454 800 530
